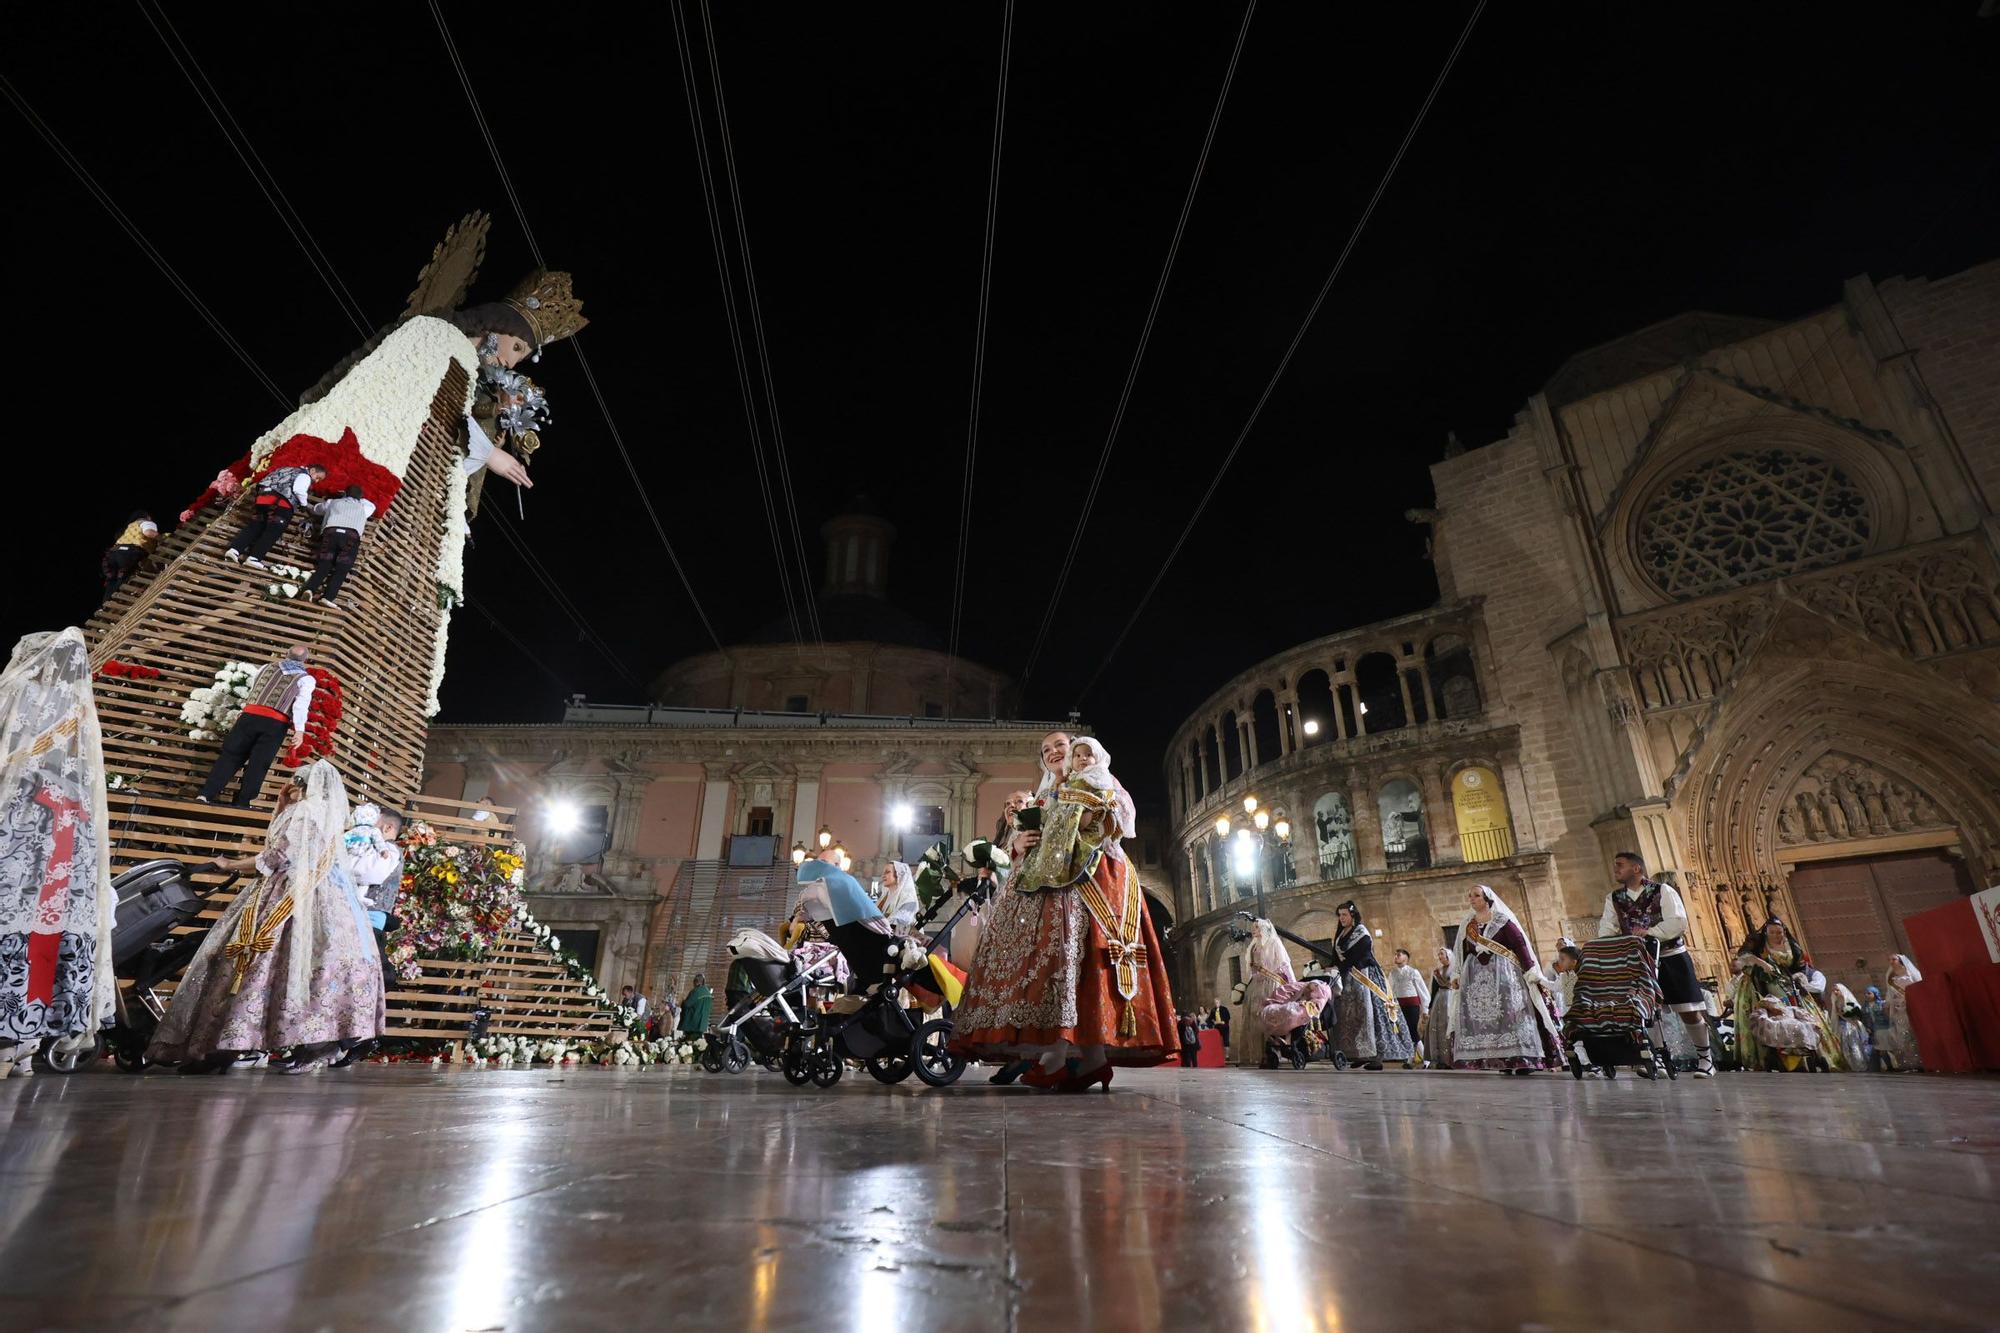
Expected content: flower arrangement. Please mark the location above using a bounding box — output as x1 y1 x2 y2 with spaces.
179 661 259 742
106 772 142 792
511 905 641 1031
384 821 528 982
279 667 343 768
261 561 314 602
95 660 161 681
455 1033 701 1068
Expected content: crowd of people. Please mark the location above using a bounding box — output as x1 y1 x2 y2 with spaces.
1216 849 1930 1076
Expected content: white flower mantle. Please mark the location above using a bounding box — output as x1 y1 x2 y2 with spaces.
242 316 481 716
179 661 260 741
248 317 477 477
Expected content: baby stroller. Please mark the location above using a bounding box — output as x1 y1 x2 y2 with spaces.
821 875 992 1088
89 859 233 1074
1561 935 1676 1081
703 930 850 1083
1746 974 1833 1072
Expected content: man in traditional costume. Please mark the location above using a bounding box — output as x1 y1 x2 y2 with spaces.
148 762 385 1074
0 630 116 1078
224 464 327 570
951 731 1175 1091
1388 947 1429 1068
1330 900 1413 1070
1599 851 1715 1076
99 511 160 602
194 646 316 807
300 485 377 608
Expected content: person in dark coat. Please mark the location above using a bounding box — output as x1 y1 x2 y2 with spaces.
1178 1012 1201 1067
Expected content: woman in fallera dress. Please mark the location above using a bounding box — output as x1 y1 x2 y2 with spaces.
951 731 1175 1091
148 761 384 1074
1448 885 1560 1073
1329 900 1413 1070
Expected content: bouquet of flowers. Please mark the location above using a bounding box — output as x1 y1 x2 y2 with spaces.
96 659 161 681
961 837 1011 874
384 822 528 982
280 667 343 768
179 661 259 741
913 841 952 911
1014 800 1044 832
106 772 142 792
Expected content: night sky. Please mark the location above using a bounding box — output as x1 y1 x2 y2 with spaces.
7 4 1996 807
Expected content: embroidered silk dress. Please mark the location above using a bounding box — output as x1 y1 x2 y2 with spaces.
148 766 384 1062
953 760 1174 1066
1450 915 1557 1070
1729 936 1843 1071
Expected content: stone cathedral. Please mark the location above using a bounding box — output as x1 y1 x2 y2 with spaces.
1166 257 2000 1038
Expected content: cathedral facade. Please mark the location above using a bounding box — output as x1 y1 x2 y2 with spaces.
1167 259 2000 1030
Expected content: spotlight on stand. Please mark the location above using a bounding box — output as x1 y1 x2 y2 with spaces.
891 803 914 832
546 800 581 835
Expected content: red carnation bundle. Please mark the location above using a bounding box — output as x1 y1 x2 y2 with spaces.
95 660 162 681
179 427 406 524
281 666 345 768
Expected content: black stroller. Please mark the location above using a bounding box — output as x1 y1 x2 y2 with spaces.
823 876 992 1087
23 859 231 1075
702 934 848 1082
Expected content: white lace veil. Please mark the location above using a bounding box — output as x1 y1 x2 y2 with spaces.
271 760 349 1003
0 630 115 1025
1247 918 1298 985
1890 953 1922 985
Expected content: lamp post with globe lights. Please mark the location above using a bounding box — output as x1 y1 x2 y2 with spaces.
1214 794 1292 918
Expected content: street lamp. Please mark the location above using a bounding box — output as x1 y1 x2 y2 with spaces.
790 841 808 865
817 825 834 849
1218 792 1291 917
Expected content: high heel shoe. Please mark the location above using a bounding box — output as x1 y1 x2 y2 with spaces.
1058 1063 1113 1093
1021 1060 1077 1091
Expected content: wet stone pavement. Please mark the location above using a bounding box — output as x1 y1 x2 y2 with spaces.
2 1062 1997 1331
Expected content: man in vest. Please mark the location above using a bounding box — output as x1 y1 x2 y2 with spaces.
223 463 328 570
193 646 316 807
1600 850 1715 1077
301 484 377 609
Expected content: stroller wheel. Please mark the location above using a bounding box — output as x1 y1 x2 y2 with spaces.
723 1037 750 1074
1664 1051 1678 1080
1568 1054 1584 1080
911 1019 966 1088
780 1045 814 1086
34 1034 97 1076
1603 1063 1617 1080
810 1051 843 1089
699 1041 728 1074
866 1052 914 1085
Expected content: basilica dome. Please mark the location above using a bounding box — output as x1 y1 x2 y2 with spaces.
651 505 1015 718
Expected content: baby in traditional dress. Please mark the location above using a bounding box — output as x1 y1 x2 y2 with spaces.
1055 738 1120 832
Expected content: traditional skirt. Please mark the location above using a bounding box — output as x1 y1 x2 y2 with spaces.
147 864 384 1062
1453 954 1550 1070
1334 965 1414 1064
952 853 1174 1065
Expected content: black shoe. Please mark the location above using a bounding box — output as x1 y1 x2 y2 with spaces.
177 1053 234 1075
1363 1061 1384 1071
330 1040 377 1069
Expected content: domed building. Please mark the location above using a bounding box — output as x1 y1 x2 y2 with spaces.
421 506 1066 1002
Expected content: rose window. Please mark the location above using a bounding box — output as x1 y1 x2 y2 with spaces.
1638 448 1871 598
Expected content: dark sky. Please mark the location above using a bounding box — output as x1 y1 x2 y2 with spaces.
7 3 1996 807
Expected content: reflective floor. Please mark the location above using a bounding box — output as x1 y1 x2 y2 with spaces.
3 1063 1997 1332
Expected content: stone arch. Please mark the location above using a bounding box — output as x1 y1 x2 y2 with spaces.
1250 689 1282 769
1425 632 1480 718
1220 709 1243 780
1296 668 1336 744
1674 624 2000 963
1354 651 1406 732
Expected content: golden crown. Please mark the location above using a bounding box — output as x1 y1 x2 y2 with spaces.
503 270 588 349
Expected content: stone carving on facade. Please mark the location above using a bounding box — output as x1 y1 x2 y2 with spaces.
1624 535 2000 713
1768 721 1941 853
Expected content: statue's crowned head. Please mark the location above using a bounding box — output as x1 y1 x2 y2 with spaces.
503 270 588 351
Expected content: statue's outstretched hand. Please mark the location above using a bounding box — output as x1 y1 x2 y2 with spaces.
486 448 533 488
